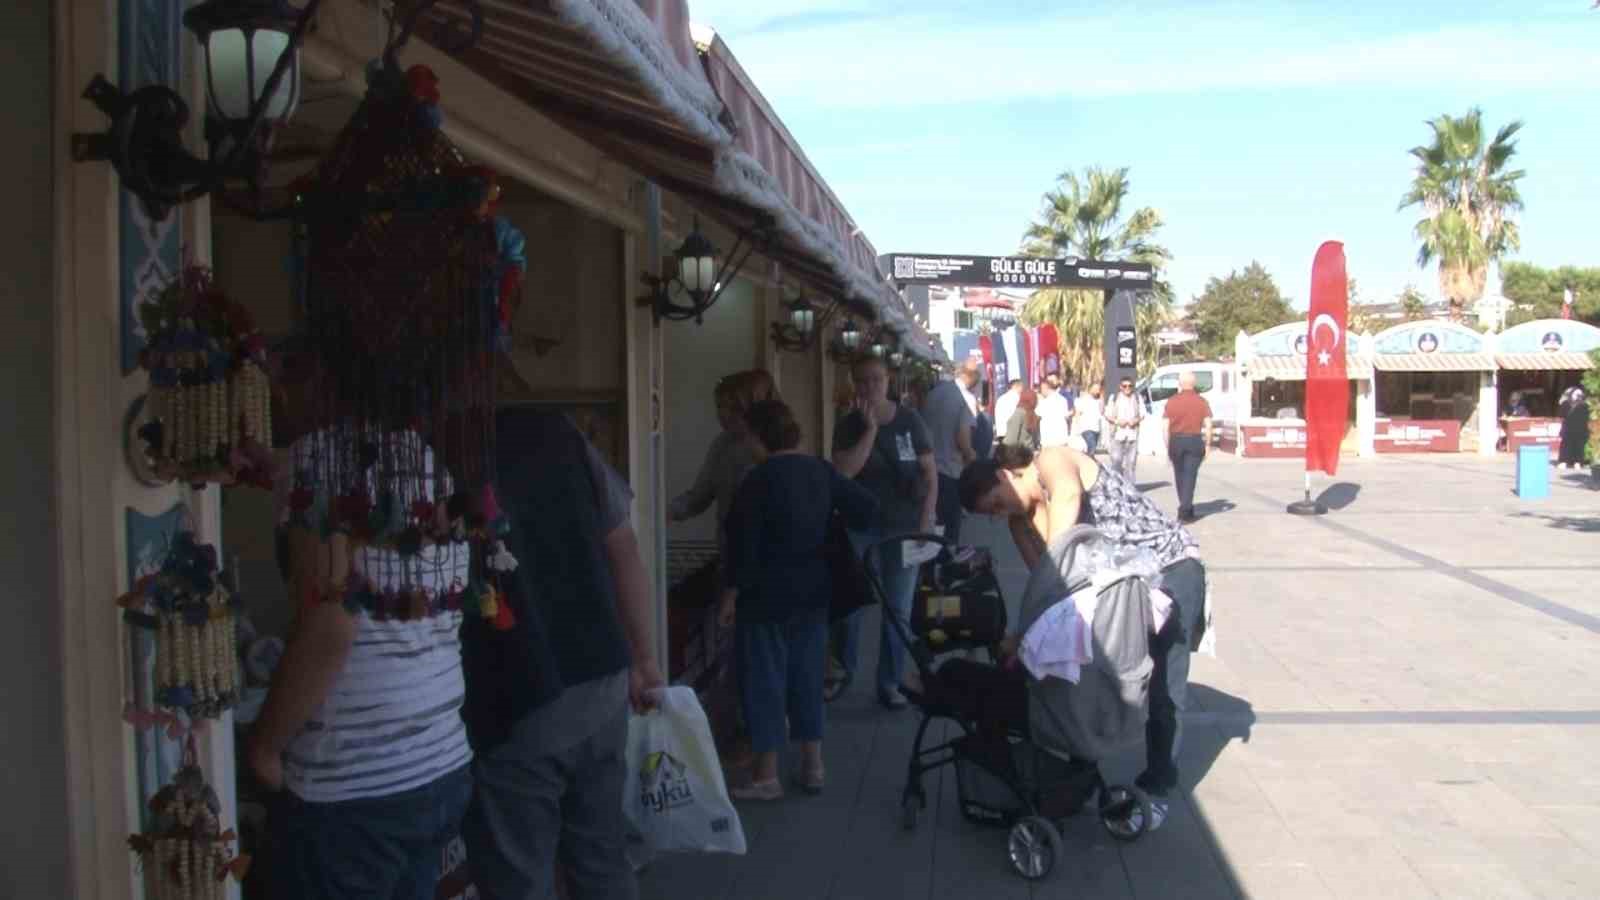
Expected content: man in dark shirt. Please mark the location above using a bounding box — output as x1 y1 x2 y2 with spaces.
1162 372 1213 523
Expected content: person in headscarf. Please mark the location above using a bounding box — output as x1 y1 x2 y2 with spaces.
1558 386 1590 469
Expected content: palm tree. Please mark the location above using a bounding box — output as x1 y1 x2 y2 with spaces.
1399 109 1525 320
1018 166 1172 382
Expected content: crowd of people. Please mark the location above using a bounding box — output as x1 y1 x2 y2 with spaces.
246 348 1213 899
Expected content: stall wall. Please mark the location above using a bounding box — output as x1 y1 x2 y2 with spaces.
1 2 69 893
663 279 760 545
778 341 824 455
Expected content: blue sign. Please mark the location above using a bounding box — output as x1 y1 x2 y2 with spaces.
1497 319 1600 355
118 0 184 373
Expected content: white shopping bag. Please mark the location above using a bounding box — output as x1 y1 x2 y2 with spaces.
623 686 747 868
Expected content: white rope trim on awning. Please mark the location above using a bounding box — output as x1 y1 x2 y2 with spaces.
546 0 732 148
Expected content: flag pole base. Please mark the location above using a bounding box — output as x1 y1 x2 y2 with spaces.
1287 499 1328 516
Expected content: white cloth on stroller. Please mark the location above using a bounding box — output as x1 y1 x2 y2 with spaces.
1019 586 1174 685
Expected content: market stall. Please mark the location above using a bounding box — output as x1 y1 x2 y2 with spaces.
1494 319 1600 453
1234 323 1375 458
1371 321 1496 455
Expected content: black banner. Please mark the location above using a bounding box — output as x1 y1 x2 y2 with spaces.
886 253 1154 289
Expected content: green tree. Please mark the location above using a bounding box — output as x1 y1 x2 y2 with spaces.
1501 262 1600 325
1398 108 1526 320
1017 166 1173 382
1187 262 1295 358
1398 285 1430 321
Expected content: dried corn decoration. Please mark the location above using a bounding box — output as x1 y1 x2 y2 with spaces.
118 532 240 720
137 266 275 489
128 741 247 900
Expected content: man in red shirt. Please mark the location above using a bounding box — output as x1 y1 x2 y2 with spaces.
1163 372 1213 523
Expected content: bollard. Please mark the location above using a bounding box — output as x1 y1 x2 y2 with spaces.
1515 444 1550 499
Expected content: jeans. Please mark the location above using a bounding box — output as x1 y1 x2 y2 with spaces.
738 608 827 752
463 707 636 900
270 764 472 900
832 531 920 698
1080 430 1100 455
1138 558 1207 797
1108 438 1139 484
935 474 964 546
1169 434 1205 518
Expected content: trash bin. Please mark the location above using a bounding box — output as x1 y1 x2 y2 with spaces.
1516 444 1550 499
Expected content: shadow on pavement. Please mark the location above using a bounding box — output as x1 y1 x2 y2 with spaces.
1179 683 1256 791
1315 481 1361 511
1190 499 1237 520
1137 480 1172 492
1513 512 1600 533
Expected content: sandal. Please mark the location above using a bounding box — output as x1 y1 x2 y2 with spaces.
732 779 784 802
794 765 825 796
823 669 853 703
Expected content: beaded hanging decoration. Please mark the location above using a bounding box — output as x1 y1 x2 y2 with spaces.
284 60 526 628
128 737 248 900
137 266 275 489
118 532 240 720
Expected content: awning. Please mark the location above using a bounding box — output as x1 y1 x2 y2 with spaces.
1372 353 1495 372
1248 355 1373 381
411 2 945 362
1496 352 1595 371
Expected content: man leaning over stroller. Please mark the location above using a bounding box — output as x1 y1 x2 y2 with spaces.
958 444 1206 830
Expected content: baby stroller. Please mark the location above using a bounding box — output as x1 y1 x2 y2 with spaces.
862 527 1159 881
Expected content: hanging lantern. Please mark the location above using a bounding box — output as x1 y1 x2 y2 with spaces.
674 222 718 299
840 318 862 350
789 296 816 337
185 0 304 135
117 532 240 721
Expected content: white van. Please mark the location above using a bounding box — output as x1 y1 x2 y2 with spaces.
1135 362 1239 454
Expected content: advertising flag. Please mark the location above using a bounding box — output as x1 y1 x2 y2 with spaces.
990 328 1009 389
978 333 995 414
1305 241 1349 476
1037 324 1061 376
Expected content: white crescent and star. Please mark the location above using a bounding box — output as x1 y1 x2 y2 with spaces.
1311 313 1342 367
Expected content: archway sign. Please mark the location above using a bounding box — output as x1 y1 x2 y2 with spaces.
886 254 1155 388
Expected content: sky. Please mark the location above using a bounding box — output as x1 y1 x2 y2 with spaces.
684 0 1599 309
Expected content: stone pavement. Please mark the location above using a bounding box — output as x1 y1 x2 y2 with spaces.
639 453 1600 899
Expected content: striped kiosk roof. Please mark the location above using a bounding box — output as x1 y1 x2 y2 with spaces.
1496 352 1595 371
1249 355 1373 380
1372 353 1496 372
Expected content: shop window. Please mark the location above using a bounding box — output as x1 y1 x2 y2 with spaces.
954 310 975 330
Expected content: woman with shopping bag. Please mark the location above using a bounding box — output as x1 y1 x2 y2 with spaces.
719 400 878 799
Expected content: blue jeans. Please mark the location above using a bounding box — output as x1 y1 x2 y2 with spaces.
1081 430 1100 455
1138 558 1207 797
1169 434 1205 519
270 764 472 900
832 531 920 698
738 608 827 752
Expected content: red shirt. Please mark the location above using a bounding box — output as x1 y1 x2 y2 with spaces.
1164 391 1212 436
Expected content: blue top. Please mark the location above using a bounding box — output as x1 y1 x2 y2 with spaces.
726 454 878 624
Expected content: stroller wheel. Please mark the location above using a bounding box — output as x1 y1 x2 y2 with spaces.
1007 816 1062 880
1099 785 1153 842
900 791 922 831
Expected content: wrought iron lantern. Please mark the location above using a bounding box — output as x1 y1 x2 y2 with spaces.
772 292 848 353
645 214 775 323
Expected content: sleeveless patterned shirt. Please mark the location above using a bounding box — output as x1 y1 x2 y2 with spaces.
1076 460 1197 569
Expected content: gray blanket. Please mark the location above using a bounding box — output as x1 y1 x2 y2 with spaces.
1018 525 1157 762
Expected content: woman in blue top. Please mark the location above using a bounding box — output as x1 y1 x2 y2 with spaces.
721 400 877 800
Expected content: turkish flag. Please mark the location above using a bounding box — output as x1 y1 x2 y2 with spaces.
1036 324 1060 376
1305 241 1348 476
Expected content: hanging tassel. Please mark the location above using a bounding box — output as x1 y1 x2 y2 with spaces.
492 586 517 631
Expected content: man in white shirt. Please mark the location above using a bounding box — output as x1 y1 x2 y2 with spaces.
1073 382 1105 455
1036 374 1072 448
1107 376 1144 483
993 379 1022 451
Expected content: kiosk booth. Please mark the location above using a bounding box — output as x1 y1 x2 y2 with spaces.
1370 321 1496 455
1495 318 1600 454
1234 323 1375 458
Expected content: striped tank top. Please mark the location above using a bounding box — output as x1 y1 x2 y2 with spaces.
281 429 472 802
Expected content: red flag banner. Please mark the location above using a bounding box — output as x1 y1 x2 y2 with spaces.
1037 324 1061 376
978 334 996 415
1305 241 1348 476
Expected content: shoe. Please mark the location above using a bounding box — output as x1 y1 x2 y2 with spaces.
732 779 783 802
1148 796 1169 832
878 687 908 710
794 765 825 796
823 670 853 703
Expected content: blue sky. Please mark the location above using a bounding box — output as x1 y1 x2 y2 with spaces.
686 1 1599 309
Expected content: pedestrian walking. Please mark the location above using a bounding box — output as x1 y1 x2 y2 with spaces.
1107 377 1144 484
827 355 937 710
920 362 979 545
993 380 1023 453
1003 388 1041 453
1037 374 1072 449
1558 386 1589 470
720 400 878 800
972 381 995 462
1164 372 1213 523
1074 382 1104 455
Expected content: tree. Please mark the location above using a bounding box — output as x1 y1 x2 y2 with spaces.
1398 285 1430 321
1186 262 1294 359
1017 166 1173 382
1399 108 1526 320
1501 262 1600 325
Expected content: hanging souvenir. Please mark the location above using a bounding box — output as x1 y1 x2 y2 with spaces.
119 532 240 720
285 60 525 630
136 265 274 489
128 738 248 900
